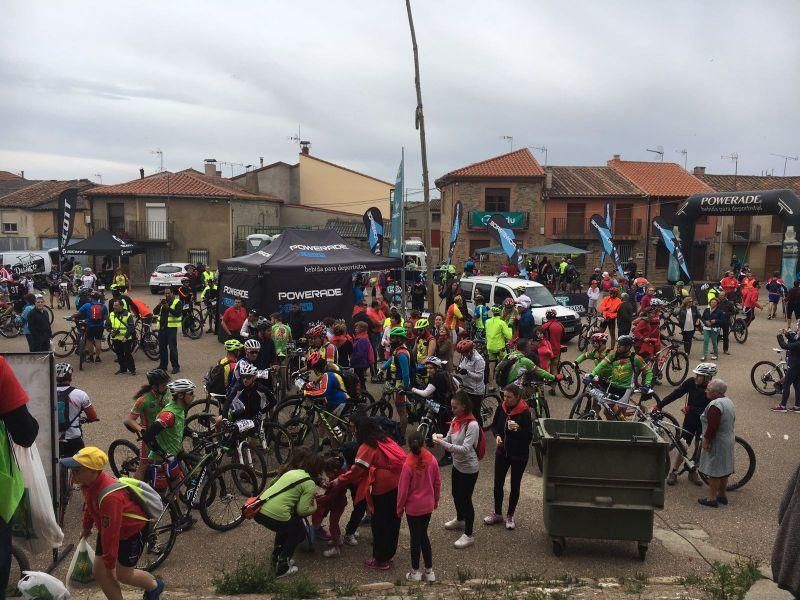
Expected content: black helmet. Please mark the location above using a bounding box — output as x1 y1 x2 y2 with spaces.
616 335 635 347
147 368 170 386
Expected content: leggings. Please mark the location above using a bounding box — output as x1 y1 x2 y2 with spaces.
406 513 432 570
780 362 800 409
345 496 367 536
370 488 401 562
721 322 730 353
493 453 527 516
254 513 305 570
681 330 694 355
451 468 479 536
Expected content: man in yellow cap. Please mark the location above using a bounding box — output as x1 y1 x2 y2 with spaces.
60 447 163 600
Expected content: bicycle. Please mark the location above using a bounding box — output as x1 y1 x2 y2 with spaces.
642 338 689 386
577 314 604 352
134 317 161 361
51 316 89 370
523 379 552 473
751 348 787 396
181 303 204 339
0 305 22 338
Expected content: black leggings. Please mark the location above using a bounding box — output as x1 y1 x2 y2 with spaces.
371 488 401 562
345 496 366 536
681 331 694 355
781 362 800 409
721 322 730 353
451 468 479 536
254 513 305 569
493 453 527 516
406 513 432 570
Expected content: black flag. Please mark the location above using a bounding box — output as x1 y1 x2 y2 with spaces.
362 207 384 255
58 188 78 253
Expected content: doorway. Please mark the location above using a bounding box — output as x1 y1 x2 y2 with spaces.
691 245 707 280
765 246 782 279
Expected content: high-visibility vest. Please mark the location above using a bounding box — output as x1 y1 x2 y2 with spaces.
167 298 182 329
202 270 215 285
108 311 132 341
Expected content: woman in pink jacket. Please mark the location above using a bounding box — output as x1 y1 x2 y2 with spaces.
396 430 441 583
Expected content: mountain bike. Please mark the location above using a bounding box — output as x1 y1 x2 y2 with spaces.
524 380 552 473
134 317 161 361
751 348 787 396
732 306 749 344
577 314 604 352
181 303 203 339
51 316 89 370
642 338 689 386
0 305 22 338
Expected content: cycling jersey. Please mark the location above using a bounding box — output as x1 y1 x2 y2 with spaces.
473 305 488 329
485 316 512 354
57 385 95 443
271 323 291 356
129 391 170 431
575 348 610 366
506 351 554 386
227 385 269 420
303 368 349 408
414 332 435 366
384 345 411 390
148 401 185 460
591 351 653 388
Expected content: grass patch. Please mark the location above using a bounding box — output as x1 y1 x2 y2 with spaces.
624 571 647 594
506 571 541 583
212 554 282 595
330 578 357 597
550 591 573 600
275 577 320 600
680 573 705 586
702 559 762 600
457 567 476 583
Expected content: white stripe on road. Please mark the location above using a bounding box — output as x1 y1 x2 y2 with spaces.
767 432 772 438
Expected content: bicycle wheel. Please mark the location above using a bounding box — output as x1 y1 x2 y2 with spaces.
733 319 748 343
199 463 259 531
142 333 161 361
261 421 293 476
568 393 593 419
283 416 319 453
750 361 781 396
183 413 215 451
51 330 76 357
557 362 580 399
0 316 21 338
187 397 221 418
8 545 29 598
234 441 269 490
698 436 756 491
367 400 395 420
480 393 500 430
183 312 203 340
665 351 689 386
109 439 141 477
272 395 306 424
138 500 179 571
577 325 589 352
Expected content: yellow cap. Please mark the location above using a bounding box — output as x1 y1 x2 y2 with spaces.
59 446 108 470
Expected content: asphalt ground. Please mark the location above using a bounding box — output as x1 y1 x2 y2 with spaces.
5 288 799 588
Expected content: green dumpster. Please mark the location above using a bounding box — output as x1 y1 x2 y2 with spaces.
534 418 669 560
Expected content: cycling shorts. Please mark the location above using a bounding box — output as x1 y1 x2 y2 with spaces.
86 326 104 340
96 528 146 568
394 390 408 409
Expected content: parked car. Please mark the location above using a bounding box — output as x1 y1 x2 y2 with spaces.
459 275 581 340
149 262 194 294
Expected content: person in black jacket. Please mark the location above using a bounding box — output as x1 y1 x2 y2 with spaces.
616 293 636 336
27 295 52 351
657 362 716 485
285 302 306 341
676 297 701 355
773 328 800 412
485 383 533 530
717 292 736 355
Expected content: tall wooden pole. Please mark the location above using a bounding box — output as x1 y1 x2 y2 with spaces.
405 0 435 310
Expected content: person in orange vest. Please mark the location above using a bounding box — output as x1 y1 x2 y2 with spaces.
599 287 623 345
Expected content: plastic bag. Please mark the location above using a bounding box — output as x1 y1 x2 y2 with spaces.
17 571 70 600
66 538 94 585
10 442 64 553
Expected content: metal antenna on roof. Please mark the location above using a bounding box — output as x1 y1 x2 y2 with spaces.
770 153 798 176
92 173 102 184
646 146 664 161
500 135 513 151
676 149 687 170
218 161 244 177
288 125 302 145
721 153 739 190
151 149 163 172
530 145 548 166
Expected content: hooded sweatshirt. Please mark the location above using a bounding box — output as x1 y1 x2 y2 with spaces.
396 447 441 517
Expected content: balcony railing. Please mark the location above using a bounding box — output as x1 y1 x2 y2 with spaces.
93 219 173 242
614 219 642 239
727 224 761 244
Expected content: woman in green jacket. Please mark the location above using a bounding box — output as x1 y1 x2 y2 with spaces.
255 448 324 578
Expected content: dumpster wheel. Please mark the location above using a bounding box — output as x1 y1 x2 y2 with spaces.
551 537 566 557
637 543 648 561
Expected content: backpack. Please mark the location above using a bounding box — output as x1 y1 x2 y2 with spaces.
474 423 486 460
392 347 417 387
374 415 404 445
99 477 164 522
205 357 235 396
89 303 104 321
57 386 78 433
494 354 520 387
339 368 361 400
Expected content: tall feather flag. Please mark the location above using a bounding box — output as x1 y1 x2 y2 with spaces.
486 213 527 277
389 150 404 258
448 201 462 264
362 207 384 255
589 214 624 275
653 217 692 281
598 202 612 269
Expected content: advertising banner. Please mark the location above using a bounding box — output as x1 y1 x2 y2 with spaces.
389 151 404 257
448 201 462 263
469 211 527 229
589 214 624 275
599 202 612 269
486 213 527 277
362 207 384 255
653 217 692 281
57 188 78 254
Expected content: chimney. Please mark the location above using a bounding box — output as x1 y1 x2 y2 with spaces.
203 158 217 177
612 154 621 161
693 166 706 175
544 168 553 190
259 157 264 168
20 170 24 179
300 141 311 155
139 168 145 179
245 171 259 194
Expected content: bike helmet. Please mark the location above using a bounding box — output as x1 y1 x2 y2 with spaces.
413 318 430 330
55 362 73 379
490 305 502 315
84 267 92 273
676 280 685 286
255 317 271 330
545 308 557 319
224 338 244 352
238 362 258 377
700 283 710 291
503 298 515 308
147 368 170 386
590 332 608 345
168 378 196 393
244 339 261 352
305 324 325 338
616 334 635 347
389 326 406 338
306 351 325 371
650 297 666 307
693 362 718 377
456 339 474 354
424 356 446 368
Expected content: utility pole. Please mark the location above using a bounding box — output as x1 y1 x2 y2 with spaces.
405 0 435 310
770 153 798 176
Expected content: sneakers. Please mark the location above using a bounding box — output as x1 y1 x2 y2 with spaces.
483 512 504 526
688 469 703 486
94 356 101 363
790 406 800 413
666 471 678 486
276 565 299 579
698 498 719 508
343 534 359 546
315 527 332 541
322 547 340 558
444 518 465 531
771 404 788 413
364 558 391 570
716 495 729 506
406 570 422 582
710 354 718 360
453 534 475 549
505 515 515 530
423 569 436 583
144 578 164 600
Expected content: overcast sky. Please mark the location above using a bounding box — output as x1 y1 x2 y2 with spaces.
2 1 799 191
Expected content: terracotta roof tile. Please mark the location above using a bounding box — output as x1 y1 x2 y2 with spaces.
326 218 366 239
0 171 22 180
84 169 282 202
0 179 94 208
0 179 39 199
436 149 544 186
547 166 646 198
607 159 713 197
697 173 800 193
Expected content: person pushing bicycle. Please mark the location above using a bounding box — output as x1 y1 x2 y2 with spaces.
585 334 653 408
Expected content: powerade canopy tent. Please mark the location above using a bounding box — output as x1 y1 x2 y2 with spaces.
61 228 144 257
217 229 402 324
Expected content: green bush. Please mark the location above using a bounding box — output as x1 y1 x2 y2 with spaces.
702 559 762 600
211 554 281 595
276 576 320 600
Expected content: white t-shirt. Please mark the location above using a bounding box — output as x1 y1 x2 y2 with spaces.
57 385 92 441
80 274 96 290
683 309 695 332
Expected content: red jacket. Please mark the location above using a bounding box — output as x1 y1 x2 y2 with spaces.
720 276 739 294
335 439 404 510
81 471 147 570
742 286 761 309
540 319 565 357
222 306 247 334
633 319 661 358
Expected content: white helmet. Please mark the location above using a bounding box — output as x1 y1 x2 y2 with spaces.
692 363 717 377
56 362 73 379
167 378 196 393
238 362 258 377
244 339 261 351
424 356 447 368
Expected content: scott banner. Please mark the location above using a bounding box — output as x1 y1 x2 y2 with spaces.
448 200 462 264
486 213 527 277
653 217 692 281
389 151 404 257
599 202 612 269
362 207 384 255
589 214 624 275
57 188 78 254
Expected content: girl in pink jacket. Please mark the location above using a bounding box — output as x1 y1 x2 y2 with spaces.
396 430 441 583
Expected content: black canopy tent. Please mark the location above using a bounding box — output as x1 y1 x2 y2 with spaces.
60 228 145 257
217 229 402 326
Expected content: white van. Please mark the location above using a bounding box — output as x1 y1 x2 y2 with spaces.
0 251 53 279
459 275 581 339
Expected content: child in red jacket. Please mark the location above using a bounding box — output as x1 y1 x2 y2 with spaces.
312 456 348 558
396 431 441 583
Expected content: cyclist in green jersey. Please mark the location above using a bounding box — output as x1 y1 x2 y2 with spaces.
270 312 292 359
124 369 171 481
485 305 513 385
506 339 558 386
574 332 611 368
587 335 653 405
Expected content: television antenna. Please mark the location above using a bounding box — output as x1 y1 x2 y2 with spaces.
770 153 798 176
722 152 739 190
646 146 664 161
529 145 548 166
151 149 163 172
288 125 302 145
92 173 103 184
500 135 513 151
676 149 687 170
218 161 244 177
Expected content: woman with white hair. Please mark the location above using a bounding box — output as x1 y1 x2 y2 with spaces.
698 378 736 507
